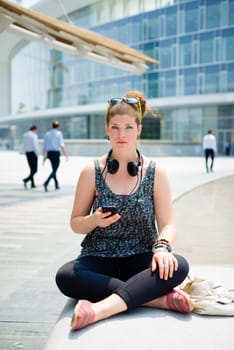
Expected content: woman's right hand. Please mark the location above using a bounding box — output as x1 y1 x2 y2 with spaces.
94 207 121 228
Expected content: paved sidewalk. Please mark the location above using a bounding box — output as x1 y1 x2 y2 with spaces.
0 151 233 350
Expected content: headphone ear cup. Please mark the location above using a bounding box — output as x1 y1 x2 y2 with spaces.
107 159 119 174
127 162 139 177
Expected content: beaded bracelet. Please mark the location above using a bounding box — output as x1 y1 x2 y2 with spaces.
153 243 172 253
153 244 167 250
156 238 170 245
153 239 172 253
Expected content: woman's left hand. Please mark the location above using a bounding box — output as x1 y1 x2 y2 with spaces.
151 250 178 280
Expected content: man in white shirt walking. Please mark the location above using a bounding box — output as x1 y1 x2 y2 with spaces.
203 129 217 173
23 125 39 189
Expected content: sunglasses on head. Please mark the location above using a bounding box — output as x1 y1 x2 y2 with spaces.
107 97 142 120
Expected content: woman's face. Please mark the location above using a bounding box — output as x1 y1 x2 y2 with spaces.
105 113 142 149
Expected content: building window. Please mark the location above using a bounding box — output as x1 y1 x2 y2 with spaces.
148 72 159 98
70 116 88 139
160 39 176 68
178 8 185 34
174 109 190 142
184 68 197 95
118 20 129 44
177 74 184 96
144 42 156 63
205 65 219 93
192 40 199 64
159 77 165 97
190 108 203 142
148 11 160 40
230 0 234 24
141 116 161 140
227 63 234 91
165 6 177 36
72 4 97 27
199 6 206 30
221 1 228 26
165 70 176 96
184 1 198 33
221 29 234 61
214 36 221 62
160 14 166 37
197 73 205 94
172 44 177 67
200 32 213 64
179 36 192 66
206 0 220 29
161 109 171 141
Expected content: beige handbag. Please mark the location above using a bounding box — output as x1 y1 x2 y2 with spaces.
180 276 234 316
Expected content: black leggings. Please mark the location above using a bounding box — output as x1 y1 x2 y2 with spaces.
56 252 189 310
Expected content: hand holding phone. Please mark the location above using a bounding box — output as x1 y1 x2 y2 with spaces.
102 206 118 216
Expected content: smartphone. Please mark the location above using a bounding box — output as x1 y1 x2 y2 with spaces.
102 206 118 216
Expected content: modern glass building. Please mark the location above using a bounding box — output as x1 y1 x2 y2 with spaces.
1 0 234 155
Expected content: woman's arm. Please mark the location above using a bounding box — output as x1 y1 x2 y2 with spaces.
151 167 178 279
154 167 176 243
70 162 99 234
70 162 120 234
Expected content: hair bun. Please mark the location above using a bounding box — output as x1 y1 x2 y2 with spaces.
124 90 146 117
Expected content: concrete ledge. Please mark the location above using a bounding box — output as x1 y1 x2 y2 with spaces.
35 139 203 157
44 265 234 350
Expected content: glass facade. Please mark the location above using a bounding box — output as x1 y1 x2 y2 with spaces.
4 0 234 154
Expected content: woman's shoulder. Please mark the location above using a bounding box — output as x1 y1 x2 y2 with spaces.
80 155 106 175
79 161 95 179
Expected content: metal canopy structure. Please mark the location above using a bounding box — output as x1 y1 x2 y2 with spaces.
0 0 158 74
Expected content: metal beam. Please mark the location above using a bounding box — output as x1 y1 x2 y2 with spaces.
0 0 158 74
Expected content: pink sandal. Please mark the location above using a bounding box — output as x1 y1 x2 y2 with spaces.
166 290 193 313
71 300 96 331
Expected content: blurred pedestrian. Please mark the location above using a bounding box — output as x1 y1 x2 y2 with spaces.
42 120 68 191
203 129 217 173
224 140 231 156
22 125 39 189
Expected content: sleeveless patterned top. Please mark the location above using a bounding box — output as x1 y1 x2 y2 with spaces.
80 159 158 257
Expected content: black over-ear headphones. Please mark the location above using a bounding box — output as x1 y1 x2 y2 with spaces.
105 149 141 177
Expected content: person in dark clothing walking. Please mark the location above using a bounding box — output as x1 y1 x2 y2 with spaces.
23 125 39 189
42 121 68 191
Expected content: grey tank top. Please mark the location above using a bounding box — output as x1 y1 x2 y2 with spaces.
80 159 158 257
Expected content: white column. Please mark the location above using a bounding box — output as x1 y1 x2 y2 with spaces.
0 59 10 117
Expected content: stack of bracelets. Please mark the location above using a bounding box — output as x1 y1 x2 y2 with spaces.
152 238 172 253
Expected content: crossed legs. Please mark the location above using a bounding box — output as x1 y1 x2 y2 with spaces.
56 253 192 331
